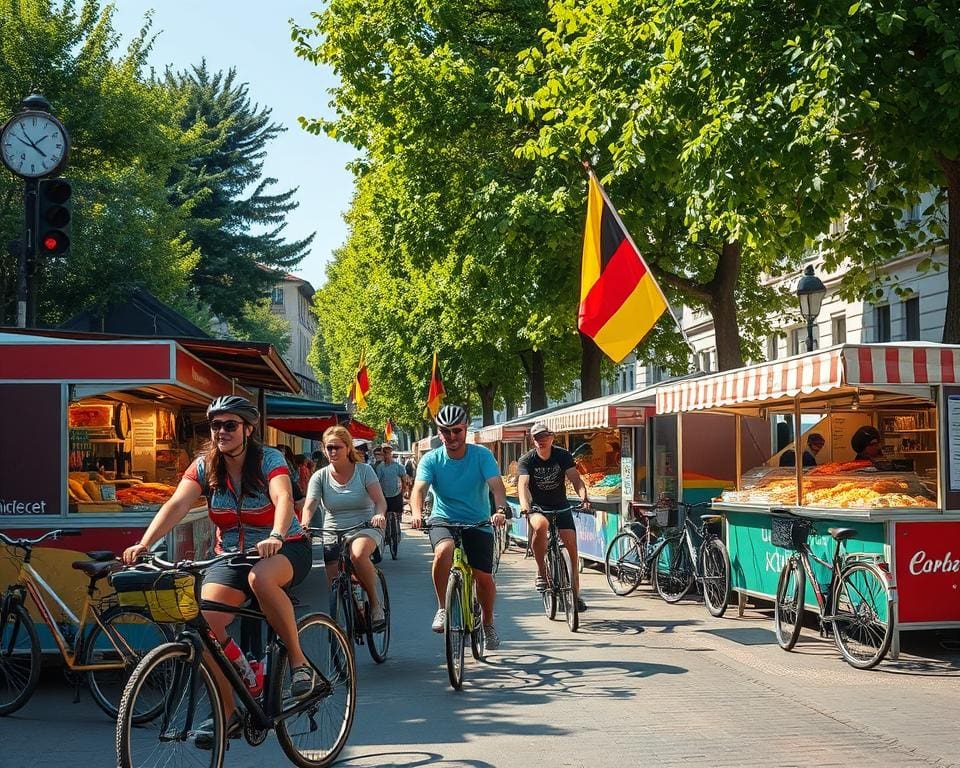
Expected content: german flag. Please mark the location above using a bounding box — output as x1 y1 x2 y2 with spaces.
422 352 446 419
348 351 370 411
579 172 668 363
384 418 395 443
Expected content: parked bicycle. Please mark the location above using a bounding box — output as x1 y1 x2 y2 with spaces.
604 504 664 596
525 506 581 632
423 521 488 690
315 523 390 663
650 501 732 617
771 510 895 669
0 529 169 719
114 549 355 768
383 510 402 560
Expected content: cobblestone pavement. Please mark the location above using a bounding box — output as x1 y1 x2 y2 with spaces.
3 526 959 767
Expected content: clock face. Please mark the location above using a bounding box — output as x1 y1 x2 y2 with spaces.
1 111 69 178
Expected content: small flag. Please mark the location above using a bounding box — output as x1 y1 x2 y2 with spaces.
422 352 446 419
579 170 668 363
348 351 370 411
384 419 395 443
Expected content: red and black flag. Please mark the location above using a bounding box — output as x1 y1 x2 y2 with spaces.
579 170 668 363
348 350 370 411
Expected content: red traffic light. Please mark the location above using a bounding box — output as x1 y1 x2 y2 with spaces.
40 231 68 254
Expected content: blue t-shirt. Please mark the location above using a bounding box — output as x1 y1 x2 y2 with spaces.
416 444 499 524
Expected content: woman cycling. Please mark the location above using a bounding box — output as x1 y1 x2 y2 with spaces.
302 425 388 629
122 395 318 746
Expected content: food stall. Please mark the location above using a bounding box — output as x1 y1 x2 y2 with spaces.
0 329 300 648
655 343 960 654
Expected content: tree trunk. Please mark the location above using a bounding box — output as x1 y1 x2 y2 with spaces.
505 400 517 420
938 155 960 344
579 332 603 400
711 240 744 371
476 382 496 426
528 349 547 411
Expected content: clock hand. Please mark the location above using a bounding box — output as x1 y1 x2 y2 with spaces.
17 128 47 158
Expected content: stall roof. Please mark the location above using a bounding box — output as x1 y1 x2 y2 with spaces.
472 402 571 444
536 389 653 433
265 394 347 417
656 343 960 414
0 327 300 393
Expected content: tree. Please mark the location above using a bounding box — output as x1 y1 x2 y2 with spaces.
0 1 198 326
164 62 313 324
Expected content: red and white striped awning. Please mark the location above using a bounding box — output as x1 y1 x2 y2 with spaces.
656 344 960 414
538 388 654 433
473 423 528 444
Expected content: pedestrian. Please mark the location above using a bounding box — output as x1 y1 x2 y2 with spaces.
779 432 825 467
302 425 388 629
410 405 508 649
122 395 319 747
517 422 591 612
375 443 408 532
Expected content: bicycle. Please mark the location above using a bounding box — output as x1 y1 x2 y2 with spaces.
423 521 490 690
0 528 169 719
383 509 402 560
604 504 664 596
315 523 390 664
650 501 732 617
491 518 509 575
771 510 895 670
525 506 581 632
114 549 355 768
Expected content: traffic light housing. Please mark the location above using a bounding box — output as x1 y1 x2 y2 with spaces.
36 177 71 257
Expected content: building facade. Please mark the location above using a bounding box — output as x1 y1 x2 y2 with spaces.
270 273 324 401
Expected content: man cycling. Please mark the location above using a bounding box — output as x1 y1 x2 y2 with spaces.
375 443 409 532
517 422 590 612
410 404 509 649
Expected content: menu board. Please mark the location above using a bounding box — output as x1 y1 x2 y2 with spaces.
947 393 960 492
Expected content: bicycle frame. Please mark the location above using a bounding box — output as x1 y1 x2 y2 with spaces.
324 527 373 643
450 542 476 636
5 557 129 672
792 539 843 618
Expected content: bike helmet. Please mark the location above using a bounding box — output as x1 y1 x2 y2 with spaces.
435 404 467 428
207 395 260 425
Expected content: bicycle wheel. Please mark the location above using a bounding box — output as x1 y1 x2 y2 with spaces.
275 613 356 768
387 516 399 560
365 569 390 663
831 562 893 670
651 536 695 603
116 641 224 768
700 538 732 618
605 531 645 596
469 581 485 661
542 544 559 620
774 557 804 651
444 573 465 690
560 548 579 632
329 580 353 644
0 602 41 716
491 529 502 575
84 606 170 721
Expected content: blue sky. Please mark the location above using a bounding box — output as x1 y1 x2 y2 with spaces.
111 0 357 291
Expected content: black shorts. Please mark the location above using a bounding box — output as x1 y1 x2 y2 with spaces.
428 524 494 574
531 508 576 531
204 536 313 598
385 493 404 515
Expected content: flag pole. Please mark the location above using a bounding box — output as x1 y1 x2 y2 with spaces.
582 162 700 368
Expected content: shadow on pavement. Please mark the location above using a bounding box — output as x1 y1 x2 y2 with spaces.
698 626 778 646
338 750 497 767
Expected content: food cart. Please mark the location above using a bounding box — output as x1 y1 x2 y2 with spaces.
655 343 960 654
0 329 300 648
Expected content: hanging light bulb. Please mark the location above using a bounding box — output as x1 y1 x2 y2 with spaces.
850 392 860 411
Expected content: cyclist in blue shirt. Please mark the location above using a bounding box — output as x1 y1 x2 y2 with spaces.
410 405 508 649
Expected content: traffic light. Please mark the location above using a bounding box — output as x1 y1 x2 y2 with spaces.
36 177 71 257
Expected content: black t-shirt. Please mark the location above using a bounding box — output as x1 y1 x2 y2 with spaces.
517 447 576 510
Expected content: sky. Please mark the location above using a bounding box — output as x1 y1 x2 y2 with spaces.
111 0 357 291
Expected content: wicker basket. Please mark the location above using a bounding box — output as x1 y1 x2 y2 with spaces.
770 516 811 549
110 569 199 623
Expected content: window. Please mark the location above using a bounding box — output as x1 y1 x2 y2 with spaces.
271 287 284 306
767 335 778 361
904 297 920 341
788 327 802 356
875 305 891 343
831 314 846 346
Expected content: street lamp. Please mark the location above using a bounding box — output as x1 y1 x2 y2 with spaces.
795 265 826 352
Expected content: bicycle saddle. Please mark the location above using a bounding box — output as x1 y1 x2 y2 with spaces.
72 559 120 581
700 514 722 524
828 527 857 542
85 550 117 562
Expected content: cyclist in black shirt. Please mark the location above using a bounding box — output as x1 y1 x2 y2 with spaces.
517 423 590 611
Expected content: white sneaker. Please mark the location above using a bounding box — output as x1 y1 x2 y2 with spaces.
431 608 446 633
483 624 501 650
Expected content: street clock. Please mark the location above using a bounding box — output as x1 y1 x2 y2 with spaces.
1 108 70 179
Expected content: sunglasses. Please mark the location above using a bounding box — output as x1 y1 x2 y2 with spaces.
439 426 465 436
325 444 346 452
210 419 242 433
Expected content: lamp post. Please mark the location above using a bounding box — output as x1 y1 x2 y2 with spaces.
795 265 826 352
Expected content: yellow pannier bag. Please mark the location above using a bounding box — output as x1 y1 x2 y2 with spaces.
110 569 199 623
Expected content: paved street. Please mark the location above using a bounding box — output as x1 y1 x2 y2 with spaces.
3 523 960 767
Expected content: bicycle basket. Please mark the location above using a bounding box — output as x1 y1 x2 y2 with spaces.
110 569 199 623
770 516 811 549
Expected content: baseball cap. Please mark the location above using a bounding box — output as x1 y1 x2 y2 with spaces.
530 422 552 437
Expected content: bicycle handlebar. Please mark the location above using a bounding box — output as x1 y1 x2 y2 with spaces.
131 548 260 573
422 520 493 531
0 528 82 549
305 522 375 540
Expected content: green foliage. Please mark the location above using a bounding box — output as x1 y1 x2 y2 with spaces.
226 297 291 353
